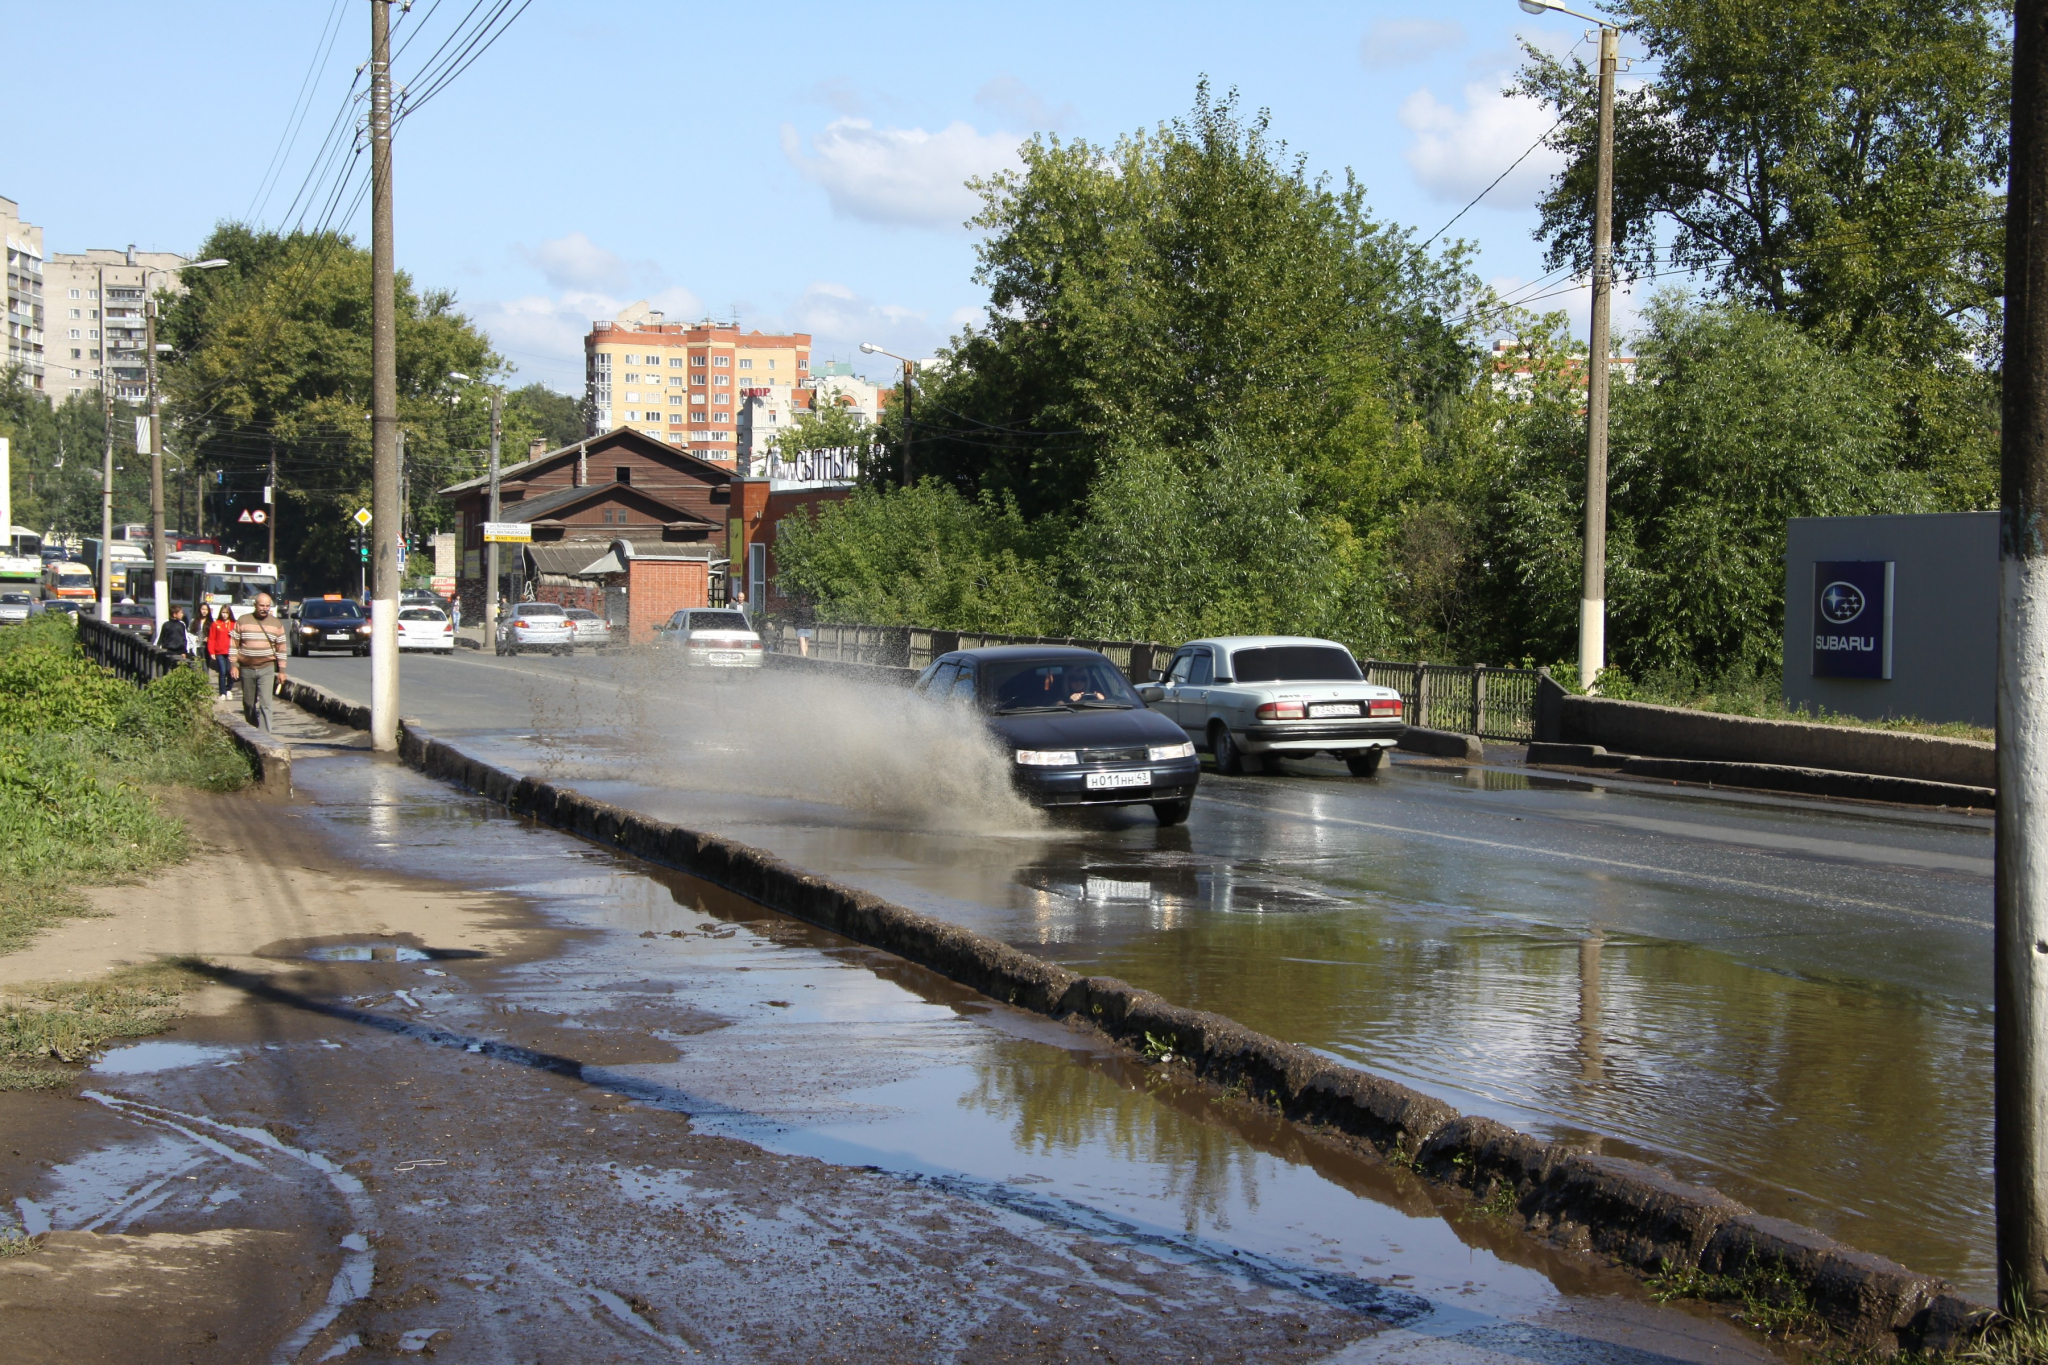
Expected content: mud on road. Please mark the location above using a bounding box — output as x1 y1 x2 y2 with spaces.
0 724 1780 1364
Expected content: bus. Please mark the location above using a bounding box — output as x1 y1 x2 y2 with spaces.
162 552 282 614
0 527 38 591
43 561 96 600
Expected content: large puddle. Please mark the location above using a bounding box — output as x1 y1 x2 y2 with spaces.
274 755 1781 1360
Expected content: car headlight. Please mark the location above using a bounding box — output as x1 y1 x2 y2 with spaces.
1148 741 1196 761
299 626 316 634
1015 749 1079 766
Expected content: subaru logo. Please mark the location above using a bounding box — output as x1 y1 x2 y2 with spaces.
1820 581 1865 625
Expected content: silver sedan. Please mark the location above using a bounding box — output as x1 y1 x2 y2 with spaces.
1138 635 1405 777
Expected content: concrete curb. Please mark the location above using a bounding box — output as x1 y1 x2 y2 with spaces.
211 713 291 794
1398 726 1485 762
283 681 1990 1352
1525 742 1995 809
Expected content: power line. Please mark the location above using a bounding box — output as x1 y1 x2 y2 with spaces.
1420 119 1564 252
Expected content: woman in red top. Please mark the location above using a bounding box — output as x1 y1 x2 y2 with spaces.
207 607 237 696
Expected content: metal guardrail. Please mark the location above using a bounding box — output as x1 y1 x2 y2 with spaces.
75 614 188 683
765 620 1546 741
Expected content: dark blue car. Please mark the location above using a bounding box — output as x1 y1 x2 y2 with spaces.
912 646 1201 824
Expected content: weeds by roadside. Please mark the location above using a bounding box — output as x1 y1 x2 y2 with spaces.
0 957 211 1091
0 616 251 956
1821 1303 2048 1365
1547 661 1992 743
1645 1254 1821 1339
0 1229 42 1256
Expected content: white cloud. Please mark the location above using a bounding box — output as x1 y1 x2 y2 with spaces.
781 118 1023 229
472 284 704 392
516 232 641 292
1400 83 1564 206
1360 18 1465 69
975 75 1074 131
948 304 986 329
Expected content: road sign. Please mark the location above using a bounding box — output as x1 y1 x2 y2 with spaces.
353 507 373 528
481 521 530 544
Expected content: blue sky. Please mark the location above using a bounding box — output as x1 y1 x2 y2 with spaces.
9 1 1632 393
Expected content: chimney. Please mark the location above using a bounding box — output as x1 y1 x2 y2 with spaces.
529 436 548 461
576 440 588 488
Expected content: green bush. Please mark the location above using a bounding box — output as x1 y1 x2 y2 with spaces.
0 616 131 734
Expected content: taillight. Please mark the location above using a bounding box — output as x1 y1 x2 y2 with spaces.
1256 701 1306 720
744 639 761 650
1368 699 1403 717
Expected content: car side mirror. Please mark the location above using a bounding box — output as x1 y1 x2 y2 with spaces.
1137 684 1165 704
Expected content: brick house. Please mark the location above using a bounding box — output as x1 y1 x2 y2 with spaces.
440 426 734 617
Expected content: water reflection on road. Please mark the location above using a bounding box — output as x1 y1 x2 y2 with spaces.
296 648 1996 1297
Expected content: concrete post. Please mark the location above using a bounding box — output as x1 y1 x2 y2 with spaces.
1579 25 1619 692
367 0 400 751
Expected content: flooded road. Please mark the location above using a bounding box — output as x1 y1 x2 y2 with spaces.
6 745 1777 1362
295 646 1995 1297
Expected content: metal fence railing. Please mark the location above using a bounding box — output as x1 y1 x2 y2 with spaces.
76 614 189 684
766 620 1547 742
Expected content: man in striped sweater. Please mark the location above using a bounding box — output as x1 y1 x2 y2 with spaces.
229 593 290 732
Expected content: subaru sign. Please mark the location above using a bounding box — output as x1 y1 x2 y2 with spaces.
1811 560 1893 680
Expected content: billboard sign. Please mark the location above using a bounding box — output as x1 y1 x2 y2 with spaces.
1811 560 1893 680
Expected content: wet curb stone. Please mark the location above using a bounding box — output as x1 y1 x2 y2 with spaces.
275 678 1990 1355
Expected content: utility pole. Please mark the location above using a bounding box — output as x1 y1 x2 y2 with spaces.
484 388 502 633
267 440 277 564
98 389 114 623
900 357 915 488
145 298 168 631
367 0 400 751
1998 0 2048 1315
1578 22 1618 692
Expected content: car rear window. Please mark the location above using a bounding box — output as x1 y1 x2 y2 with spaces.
565 608 599 620
689 611 751 632
399 608 443 621
1230 645 1362 683
516 604 566 617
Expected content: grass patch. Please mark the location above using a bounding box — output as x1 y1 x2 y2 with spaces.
1544 661 1994 743
0 616 251 956
0 957 211 1090
0 1229 41 1256
1645 1255 1820 1339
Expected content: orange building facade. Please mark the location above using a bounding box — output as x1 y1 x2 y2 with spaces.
585 310 811 466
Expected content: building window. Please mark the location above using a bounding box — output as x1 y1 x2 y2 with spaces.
767 359 776 370
670 357 684 368
622 354 636 363
87 289 98 299
68 308 78 319
87 329 98 340
67 288 79 299
692 353 706 367
69 348 79 359
713 356 729 367
617 467 631 485
714 374 729 386
669 395 683 405
715 413 728 423
68 329 78 339
624 374 639 384
738 359 752 369
714 394 729 405
669 376 683 387
692 410 707 421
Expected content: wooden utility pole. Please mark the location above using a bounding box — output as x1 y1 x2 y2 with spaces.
484 388 502 633
367 0 400 750
1578 23 1618 692
1999 0 2048 1315
900 357 915 488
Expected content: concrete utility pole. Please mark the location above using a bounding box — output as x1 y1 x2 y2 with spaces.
367 0 400 750
267 440 277 565
145 299 167 631
485 387 502 633
857 341 917 487
1999 0 2048 1315
98 389 114 623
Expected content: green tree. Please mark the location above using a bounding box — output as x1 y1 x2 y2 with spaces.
917 82 1485 525
160 225 500 591
0 379 152 542
504 383 585 450
776 401 876 462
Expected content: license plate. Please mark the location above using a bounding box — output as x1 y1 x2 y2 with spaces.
327 633 352 641
1086 770 1151 790
710 651 744 663
1309 703 1361 718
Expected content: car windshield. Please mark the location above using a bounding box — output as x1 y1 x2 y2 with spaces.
55 573 91 588
399 608 443 621
1230 645 1362 683
982 657 1140 712
307 600 363 618
689 611 751 632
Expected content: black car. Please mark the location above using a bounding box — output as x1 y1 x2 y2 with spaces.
292 597 371 656
913 646 1202 824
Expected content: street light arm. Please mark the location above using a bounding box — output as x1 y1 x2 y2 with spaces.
1518 0 1628 28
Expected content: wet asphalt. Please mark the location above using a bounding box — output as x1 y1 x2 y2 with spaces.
291 645 1996 1297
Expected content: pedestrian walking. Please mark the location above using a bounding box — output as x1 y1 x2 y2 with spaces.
208 606 238 697
194 604 215 670
451 595 461 632
154 605 190 655
229 594 288 732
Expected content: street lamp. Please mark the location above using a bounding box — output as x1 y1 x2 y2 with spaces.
132 255 229 630
1515 0 1627 691
859 342 918 488
450 372 504 633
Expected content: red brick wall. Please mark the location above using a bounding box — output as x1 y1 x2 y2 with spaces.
626 559 708 643
533 582 606 614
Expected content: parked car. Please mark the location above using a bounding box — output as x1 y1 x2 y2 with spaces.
1140 636 1405 777
109 600 155 636
563 607 613 650
651 608 761 667
0 591 34 623
292 596 372 656
32 598 85 618
914 646 1201 824
396 605 454 653
496 602 574 656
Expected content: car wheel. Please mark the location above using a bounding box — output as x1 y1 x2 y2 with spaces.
1152 798 1193 826
1211 723 1253 776
1346 750 1385 778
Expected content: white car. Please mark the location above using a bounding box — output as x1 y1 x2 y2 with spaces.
563 607 613 649
1139 635 1406 777
0 591 34 623
651 608 762 667
397 605 454 652
495 602 575 656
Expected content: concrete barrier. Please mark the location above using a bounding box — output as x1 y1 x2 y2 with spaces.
1534 676 1996 792
212 714 291 795
366 709 1985 1352
1397 726 1485 762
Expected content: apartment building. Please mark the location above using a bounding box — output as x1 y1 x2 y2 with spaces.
583 301 810 465
1 198 46 390
43 247 190 404
736 360 903 473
